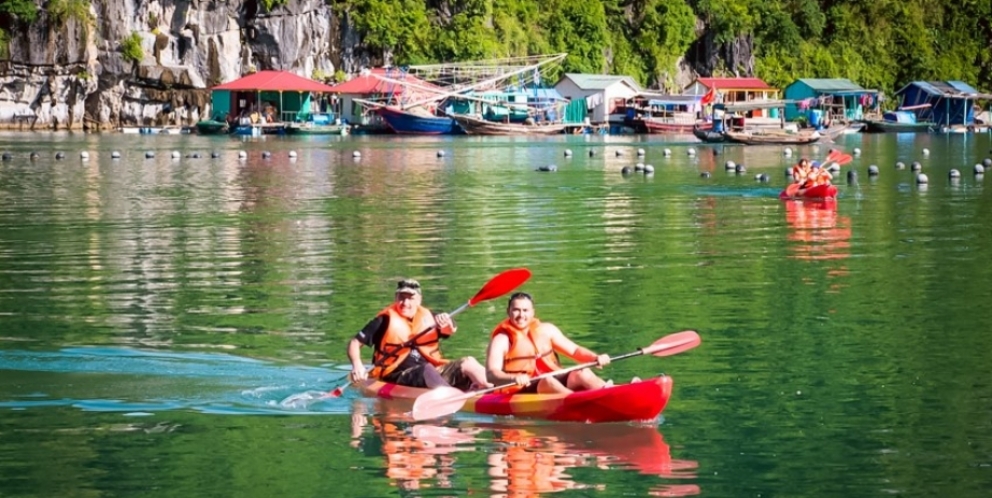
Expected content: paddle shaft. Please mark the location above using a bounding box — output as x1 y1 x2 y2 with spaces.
454 347 650 401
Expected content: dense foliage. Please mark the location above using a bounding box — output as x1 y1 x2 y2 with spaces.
331 0 992 94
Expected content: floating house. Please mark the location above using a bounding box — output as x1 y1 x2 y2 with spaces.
783 78 878 122
893 81 992 128
684 77 779 103
553 74 642 125
326 69 445 131
209 70 338 135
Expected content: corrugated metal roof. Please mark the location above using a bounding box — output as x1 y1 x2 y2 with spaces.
327 69 442 95
559 73 641 92
691 77 773 90
896 81 992 99
213 71 338 92
794 78 865 92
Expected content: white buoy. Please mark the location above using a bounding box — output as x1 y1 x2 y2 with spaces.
437 150 445 157
289 150 297 158
663 148 672 157
111 151 121 159
687 147 696 156
80 151 90 160
949 169 961 179
238 151 247 159
922 148 930 156
171 151 181 159
725 160 736 170
783 147 793 157
563 149 572 157
615 150 623 157
917 173 929 184
868 165 880 176
637 148 645 157
853 148 862 156
635 163 644 171
974 164 985 174
644 164 655 174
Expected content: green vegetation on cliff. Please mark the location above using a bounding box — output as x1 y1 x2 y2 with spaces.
331 0 992 94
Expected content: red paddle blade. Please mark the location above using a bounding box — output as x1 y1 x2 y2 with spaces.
641 330 701 357
836 154 853 166
468 268 531 306
410 386 469 421
322 384 346 398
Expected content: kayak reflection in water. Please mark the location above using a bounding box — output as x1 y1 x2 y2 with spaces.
487 423 700 498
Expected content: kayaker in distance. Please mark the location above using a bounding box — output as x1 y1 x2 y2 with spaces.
346 278 492 390
791 158 812 184
799 161 834 194
485 292 615 394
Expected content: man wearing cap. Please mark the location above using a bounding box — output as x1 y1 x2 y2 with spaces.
346 278 491 391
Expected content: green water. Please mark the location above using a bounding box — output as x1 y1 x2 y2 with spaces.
2 131 992 497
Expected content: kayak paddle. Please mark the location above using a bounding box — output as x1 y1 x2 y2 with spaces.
410 329 702 421
325 267 533 398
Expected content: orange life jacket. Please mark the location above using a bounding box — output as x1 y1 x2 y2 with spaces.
491 318 561 394
369 304 447 379
809 168 833 187
791 164 810 183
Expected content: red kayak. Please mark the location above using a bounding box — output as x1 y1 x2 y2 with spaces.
779 183 838 200
360 375 673 423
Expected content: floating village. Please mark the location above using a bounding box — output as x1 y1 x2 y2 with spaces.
5 53 984 143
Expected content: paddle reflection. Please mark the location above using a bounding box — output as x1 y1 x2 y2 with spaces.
350 406 698 497
784 199 852 261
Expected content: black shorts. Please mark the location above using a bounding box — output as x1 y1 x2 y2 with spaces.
382 358 474 391
516 371 571 394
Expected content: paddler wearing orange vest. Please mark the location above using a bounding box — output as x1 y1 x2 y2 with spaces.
485 292 614 394
347 278 492 390
791 158 812 185
802 161 833 189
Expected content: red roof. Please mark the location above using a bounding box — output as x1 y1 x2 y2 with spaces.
327 69 443 95
213 71 337 92
693 77 773 90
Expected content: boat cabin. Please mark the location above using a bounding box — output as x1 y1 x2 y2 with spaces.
783 78 879 124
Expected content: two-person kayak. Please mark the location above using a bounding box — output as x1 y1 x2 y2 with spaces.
779 183 838 200
359 375 674 423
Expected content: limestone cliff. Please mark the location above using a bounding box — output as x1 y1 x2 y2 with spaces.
0 0 355 130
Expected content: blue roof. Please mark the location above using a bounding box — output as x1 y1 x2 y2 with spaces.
896 81 986 99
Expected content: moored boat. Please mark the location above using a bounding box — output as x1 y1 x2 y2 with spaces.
377 105 461 135
195 118 229 135
450 113 569 136
724 129 821 145
359 375 673 423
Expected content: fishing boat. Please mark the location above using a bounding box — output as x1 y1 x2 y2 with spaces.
779 184 838 200
449 113 568 136
723 129 821 145
359 375 673 423
861 110 934 133
194 118 229 135
376 105 461 135
693 124 726 143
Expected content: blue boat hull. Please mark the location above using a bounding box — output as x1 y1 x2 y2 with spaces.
377 106 461 135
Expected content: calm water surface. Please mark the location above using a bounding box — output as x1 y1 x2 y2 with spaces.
2 131 992 497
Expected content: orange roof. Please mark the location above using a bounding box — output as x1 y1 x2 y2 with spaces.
327 69 444 96
692 77 774 90
213 70 337 92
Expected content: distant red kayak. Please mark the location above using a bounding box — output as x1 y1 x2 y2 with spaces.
780 183 838 200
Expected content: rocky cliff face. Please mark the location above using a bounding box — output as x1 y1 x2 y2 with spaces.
0 0 750 130
0 0 354 130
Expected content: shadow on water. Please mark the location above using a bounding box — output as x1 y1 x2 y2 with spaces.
0 347 357 415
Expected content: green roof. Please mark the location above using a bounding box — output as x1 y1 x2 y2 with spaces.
560 73 641 92
794 78 866 92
